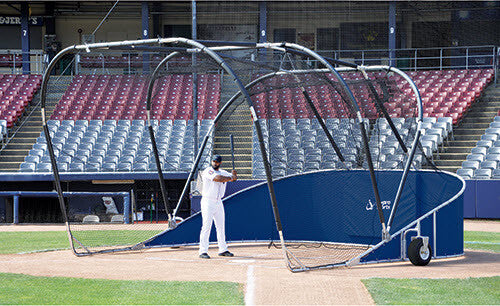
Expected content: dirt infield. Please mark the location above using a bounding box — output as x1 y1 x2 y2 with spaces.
0 220 498 305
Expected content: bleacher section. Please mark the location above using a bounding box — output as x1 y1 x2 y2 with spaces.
252 117 453 178
12 69 495 176
457 116 500 180
0 74 42 127
51 74 220 121
19 119 214 173
407 69 493 124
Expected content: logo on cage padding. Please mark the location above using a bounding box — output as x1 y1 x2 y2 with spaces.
366 199 391 211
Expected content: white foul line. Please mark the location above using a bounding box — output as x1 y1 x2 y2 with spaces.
245 265 255 306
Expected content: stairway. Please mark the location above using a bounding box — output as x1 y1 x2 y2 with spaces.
431 83 500 173
0 76 72 172
212 74 254 179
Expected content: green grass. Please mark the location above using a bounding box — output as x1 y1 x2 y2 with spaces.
362 277 500 305
0 230 163 254
0 231 69 254
0 273 244 305
464 231 500 253
1 230 499 254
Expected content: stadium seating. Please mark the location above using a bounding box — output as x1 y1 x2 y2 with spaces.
50 74 220 121
457 116 500 180
0 74 42 127
22 119 214 173
253 69 494 125
251 116 443 178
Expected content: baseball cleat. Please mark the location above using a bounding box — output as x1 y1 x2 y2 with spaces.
218 251 234 257
199 253 210 259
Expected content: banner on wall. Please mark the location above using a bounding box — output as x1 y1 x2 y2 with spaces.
0 16 43 26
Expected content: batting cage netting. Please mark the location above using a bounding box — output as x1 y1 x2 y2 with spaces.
38 39 430 270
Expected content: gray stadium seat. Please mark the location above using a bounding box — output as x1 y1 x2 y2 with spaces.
19 162 35 172
480 161 497 170
461 160 480 170
456 168 473 179
487 147 500 154
133 163 148 172
85 163 100 172
473 169 492 179
466 154 485 162
471 147 487 155
117 162 132 172
101 163 116 172
476 140 493 148
68 163 84 172
492 169 500 179
36 163 52 172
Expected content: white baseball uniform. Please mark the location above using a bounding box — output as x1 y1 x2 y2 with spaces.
198 166 232 255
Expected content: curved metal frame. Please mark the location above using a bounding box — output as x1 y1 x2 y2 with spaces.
41 38 425 265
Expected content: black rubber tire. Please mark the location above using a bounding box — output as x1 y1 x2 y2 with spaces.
408 238 432 266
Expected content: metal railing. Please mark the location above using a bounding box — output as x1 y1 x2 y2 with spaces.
317 45 497 70
0 49 46 74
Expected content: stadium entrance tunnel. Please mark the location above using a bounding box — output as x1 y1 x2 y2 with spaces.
146 169 464 267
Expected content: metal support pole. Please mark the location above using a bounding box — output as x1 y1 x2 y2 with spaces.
192 0 199 157
259 2 267 65
124 193 131 224
466 48 469 69
21 3 30 74
388 1 396 67
440 49 443 70
142 2 150 73
13 195 19 224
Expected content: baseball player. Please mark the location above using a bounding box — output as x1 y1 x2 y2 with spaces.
198 154 237 259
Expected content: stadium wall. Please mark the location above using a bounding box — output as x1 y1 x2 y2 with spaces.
463 180 500 219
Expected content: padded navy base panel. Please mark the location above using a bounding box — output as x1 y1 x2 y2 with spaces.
146 170 464 262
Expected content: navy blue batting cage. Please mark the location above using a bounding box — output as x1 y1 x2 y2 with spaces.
147 170 464 265
39 38 464 271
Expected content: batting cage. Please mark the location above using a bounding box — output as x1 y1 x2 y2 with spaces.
39 38 464 271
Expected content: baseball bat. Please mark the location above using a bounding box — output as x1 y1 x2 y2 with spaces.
229 134 235 170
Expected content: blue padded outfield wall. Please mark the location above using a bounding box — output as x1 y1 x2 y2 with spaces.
147 170 464 262
463 179 500 219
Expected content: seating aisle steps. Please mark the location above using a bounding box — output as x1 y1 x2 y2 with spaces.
0 76 72 172
430 84 500 173
212 75 253 179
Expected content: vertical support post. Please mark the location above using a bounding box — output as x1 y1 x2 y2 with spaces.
142 2 150 73
414 49 417 71
21 3 30 74
466 48 469 69
388 1 396 67
13 195 19 224
440 49 443 70
124 193 130 224
433 211 437 257
258 2 267 65
192 0 199 157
